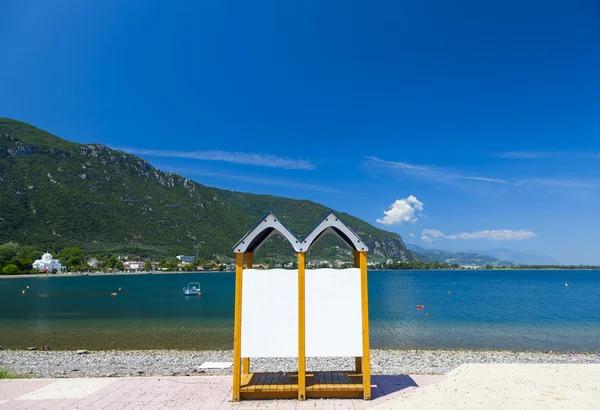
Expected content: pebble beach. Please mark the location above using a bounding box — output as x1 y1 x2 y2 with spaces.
1 349 598 379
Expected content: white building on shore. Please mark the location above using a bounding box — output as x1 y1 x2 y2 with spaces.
32 253 66 272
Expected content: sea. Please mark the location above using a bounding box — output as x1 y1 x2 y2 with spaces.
0 270 599 352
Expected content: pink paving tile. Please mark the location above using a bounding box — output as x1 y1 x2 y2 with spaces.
254 404 280 410
275 401 298 410
93 378 159 409
151 380 189 403
117 381 188 410
114 381 165 405
99 379 162 409
1 400 50 410
295 400 320 409
69 378 130 405
0 380 55 401
332 401 355 410
305 401 336 410
42 399 81 410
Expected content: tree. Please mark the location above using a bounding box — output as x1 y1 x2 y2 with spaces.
144 262 152 271
103 256 123 270
60 247 85 269
0 242 20 266
2 264 20 275
166 258 179 271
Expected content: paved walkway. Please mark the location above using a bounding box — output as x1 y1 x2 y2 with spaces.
0 374 442 409
3 364 599 409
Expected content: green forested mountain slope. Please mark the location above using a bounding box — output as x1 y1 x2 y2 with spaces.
0 118 415 261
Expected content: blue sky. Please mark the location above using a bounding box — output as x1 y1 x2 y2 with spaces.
1 0 599 263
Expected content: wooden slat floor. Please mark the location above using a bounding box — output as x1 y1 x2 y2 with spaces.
240 371 364 393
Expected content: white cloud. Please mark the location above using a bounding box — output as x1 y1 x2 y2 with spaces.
117 147 316 170
421 229 445 242
367 157 509 185
516 178 596 189
367 157 595 189
376 196 424 225
420 228 535 242
162 166 340 193
445 230 536 241
409 233 415 238
495 151 547 159
496 151 600 160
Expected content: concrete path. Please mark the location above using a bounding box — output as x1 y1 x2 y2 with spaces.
2 365 598 409
374 364 600 410
0 374 441 409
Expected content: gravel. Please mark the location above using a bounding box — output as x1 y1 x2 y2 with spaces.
1 349 599 379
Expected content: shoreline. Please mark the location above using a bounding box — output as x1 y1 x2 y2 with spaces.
0 270 231 279
1 267 598 279
1 349 598 379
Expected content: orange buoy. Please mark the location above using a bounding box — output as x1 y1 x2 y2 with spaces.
448 291 450 295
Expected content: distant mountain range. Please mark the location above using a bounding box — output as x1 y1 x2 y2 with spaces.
406 244 512 266
407 244 561 266
0 118 416 262
467 248 561 266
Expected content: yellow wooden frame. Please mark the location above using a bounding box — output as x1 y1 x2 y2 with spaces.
232 252 244 402
298 251 307 400
359 251 371 399
242 252 252 375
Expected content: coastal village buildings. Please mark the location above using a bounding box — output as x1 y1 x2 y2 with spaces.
32 253 66 272
176 255 196 262
87 258 100 268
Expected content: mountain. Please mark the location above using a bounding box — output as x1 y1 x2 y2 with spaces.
0 118 415 262
474 249 561 266
406 244 512 266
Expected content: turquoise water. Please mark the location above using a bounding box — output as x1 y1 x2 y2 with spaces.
0 270 599 351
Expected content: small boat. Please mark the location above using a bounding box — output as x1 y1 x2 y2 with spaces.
183 282 201 296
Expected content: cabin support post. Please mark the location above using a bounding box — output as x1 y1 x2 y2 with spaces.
232 252 244 402
243 252 253 375
297 251 307 400
353 250 362 372
355 357 362 373
359 251 371 399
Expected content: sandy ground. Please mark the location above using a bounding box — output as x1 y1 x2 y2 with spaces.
374 363 600 409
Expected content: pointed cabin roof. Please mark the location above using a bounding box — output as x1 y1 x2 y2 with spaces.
232 212 302 253
300 212 369 252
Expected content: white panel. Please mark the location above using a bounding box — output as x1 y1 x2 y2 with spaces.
305 268 363 357
241 269 298 357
